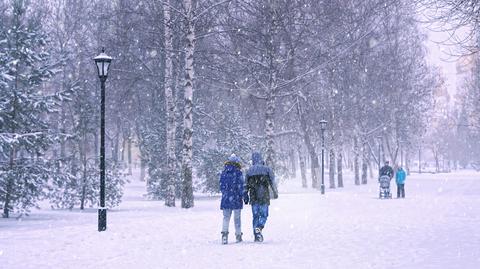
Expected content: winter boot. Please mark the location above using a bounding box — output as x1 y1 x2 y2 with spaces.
254 227 263 242
221 232 228 245
235 233 243 243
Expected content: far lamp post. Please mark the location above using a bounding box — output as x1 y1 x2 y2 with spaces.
94 48 112 232
320 119 327 195
376 136 382 171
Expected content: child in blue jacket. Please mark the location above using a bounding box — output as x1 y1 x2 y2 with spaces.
396 166 407 198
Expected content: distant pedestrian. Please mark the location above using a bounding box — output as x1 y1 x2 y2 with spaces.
379 161 394 179
396 166 407 198
378 161 394 199
220 154 245 244
244 152 278 242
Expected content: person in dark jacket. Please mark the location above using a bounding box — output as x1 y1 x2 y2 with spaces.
379 161 394 179
220 154 245 244
395 166 407 198
244 152 278 242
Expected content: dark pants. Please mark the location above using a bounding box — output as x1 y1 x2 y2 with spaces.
397 184 405 198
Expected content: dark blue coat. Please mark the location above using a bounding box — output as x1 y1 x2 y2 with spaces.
220 162 244 210
245 152 278 205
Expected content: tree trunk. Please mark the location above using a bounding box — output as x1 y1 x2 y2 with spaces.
354 136 360 185
433 148 440 173
265 86 276 168
127 135 132 175
329 149 335 188
163 0 176 207
289 149 297 179
337 152 343 188
3 89 18 218
361 141 368 184
181 0 195 208
297 99 318 188
368 161 374 179
113 122 120 165
80 137 87 210
140 158 146 181
121 134 126 164
298 147 307 188
3 148 16 218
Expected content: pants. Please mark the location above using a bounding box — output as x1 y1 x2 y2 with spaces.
397 184 405 198
252 204 269 231
222 209 242 235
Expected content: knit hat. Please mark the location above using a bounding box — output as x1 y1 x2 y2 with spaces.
228 153 241 164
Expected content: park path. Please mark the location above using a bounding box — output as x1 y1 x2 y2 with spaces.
1 170 479 269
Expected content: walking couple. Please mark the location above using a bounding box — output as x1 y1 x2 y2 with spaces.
219 151 278 244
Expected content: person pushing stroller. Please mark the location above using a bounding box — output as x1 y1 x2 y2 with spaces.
378 161 394 199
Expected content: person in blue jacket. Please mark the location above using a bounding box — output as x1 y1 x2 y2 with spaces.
220 154 245 244
244 152 278 242
396 166 407 198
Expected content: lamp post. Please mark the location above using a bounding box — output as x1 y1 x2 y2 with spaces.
419 141 422 174
320 120 327 195
94 48 112 232
399 141 404 168
376 136 382 170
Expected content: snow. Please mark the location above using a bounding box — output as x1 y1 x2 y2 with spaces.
1 170 480 269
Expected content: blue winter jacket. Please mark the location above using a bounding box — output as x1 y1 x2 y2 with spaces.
396 168 406 185
220 162 244 210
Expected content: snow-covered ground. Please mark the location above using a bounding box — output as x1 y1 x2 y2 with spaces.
1 170 479 269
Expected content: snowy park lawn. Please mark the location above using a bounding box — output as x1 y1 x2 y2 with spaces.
1 171 479 269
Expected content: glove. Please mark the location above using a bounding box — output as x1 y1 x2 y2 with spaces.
243 194 249 205
273 191 278 199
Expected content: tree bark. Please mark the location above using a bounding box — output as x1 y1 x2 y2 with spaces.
289 149 297 179
3 148 15 218
337 152 343 187
127 135 132 175
297 99 319 188
329 149 335 188
265 84 276 168
140 158 146 181
298 147 307 188
361 141 368 184
80 136 87 210
354 135 360 185
181 0 195 208
163 0 176 207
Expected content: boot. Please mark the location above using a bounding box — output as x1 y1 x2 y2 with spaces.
254 227 263 242
235 233 243 243
221 232 228 245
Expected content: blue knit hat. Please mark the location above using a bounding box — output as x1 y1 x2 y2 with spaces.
228 153 241 164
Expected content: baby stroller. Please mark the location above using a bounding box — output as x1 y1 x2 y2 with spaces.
378 175 392 199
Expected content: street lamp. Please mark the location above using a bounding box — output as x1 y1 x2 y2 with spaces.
419 140 422 174
399 140 405 168
320 119 327 195
376 136 382 171
94 48 112 232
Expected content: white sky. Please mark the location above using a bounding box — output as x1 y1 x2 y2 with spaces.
417 8 470 102
421 26 459 99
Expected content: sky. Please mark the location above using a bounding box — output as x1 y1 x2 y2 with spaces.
417 9 470 102
423 28 458 97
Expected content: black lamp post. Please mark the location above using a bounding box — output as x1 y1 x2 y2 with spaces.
399 140 404 168
419 141 422 174
320 119 327 195
377 136 382 171
94 48 112 232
